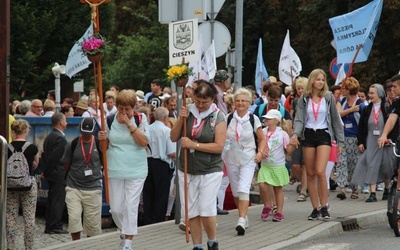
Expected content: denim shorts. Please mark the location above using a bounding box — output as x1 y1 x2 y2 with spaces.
301 128 331 148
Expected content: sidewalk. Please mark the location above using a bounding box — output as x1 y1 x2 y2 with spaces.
43 186 387 250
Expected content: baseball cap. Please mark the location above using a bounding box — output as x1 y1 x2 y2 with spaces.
80 117 96 134
262 109 282 121
214 70 232 82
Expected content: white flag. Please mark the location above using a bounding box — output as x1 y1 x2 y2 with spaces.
335 64 346 85
205 40 217 79
278 30 302 85
66 23 94 78
187 34 204 86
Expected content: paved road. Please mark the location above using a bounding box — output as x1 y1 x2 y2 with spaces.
296 222 397 250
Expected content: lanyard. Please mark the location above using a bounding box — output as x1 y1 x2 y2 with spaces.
264 129 275 156
191 118 206 139
373 106 381 127
311 98 322 122
235 122 239 141
81 136 94 166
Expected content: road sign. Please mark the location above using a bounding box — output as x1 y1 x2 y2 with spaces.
198 21 231 58
169 19 199 66
330 58 352 79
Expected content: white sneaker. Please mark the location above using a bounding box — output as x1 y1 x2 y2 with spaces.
178 222 186 231
377 184 384 191
244 216 249 229
235 217 246 236
361 185 370 194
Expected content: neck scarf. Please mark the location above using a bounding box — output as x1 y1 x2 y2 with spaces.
189 103 218 128
233 110 250 138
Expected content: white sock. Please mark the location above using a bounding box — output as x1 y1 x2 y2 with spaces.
124 239 132 248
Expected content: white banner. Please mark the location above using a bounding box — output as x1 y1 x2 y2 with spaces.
66 23 93 78
278 30 302 85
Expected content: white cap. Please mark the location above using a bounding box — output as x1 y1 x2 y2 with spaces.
261 109 282 121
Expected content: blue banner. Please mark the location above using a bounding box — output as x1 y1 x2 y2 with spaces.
255 38 269 96
329 0 383 64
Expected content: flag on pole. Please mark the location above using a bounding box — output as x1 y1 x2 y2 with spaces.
205 40 217 79
188 34 204 85
278 30 302 86
329 0 383 64
335 64 346 85
66 23 94 78
255 38 269 96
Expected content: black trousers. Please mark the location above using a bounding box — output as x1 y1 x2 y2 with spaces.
143 158 173 225
45 181 66 230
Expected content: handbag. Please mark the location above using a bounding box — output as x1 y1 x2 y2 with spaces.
329 141 338 163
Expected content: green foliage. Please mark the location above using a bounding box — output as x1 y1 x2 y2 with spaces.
9 0 400 100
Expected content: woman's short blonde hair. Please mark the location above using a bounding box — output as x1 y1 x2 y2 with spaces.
43 99 55 112
304 69 328 97
116 89 137 108
11 119 29 135
233 87 252 103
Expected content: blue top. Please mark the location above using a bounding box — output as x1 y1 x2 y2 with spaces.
106 112 150 179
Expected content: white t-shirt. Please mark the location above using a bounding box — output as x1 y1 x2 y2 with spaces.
225 114 262 166
260 127 289 167
305 98 328 129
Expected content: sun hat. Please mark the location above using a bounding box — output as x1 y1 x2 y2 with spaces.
76 100 88 110
214 70 232 82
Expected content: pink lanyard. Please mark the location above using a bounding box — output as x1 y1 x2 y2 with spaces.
312 98 322 121
191 118 206 139
81 136 94 166
373 107 381 127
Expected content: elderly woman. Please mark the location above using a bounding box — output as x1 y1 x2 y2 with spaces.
99 89 150 250
170 80 226 250
291 69 344 221
351 84 398 202
335 77 365 200
7 119 39 250
224 88 265 235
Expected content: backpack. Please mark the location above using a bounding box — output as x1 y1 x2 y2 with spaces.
227 113 258 151
107 112 142 130
258 103 285 118
7 142 32 191
340 97 363 124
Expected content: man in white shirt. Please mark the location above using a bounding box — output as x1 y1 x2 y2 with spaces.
143 107 176 225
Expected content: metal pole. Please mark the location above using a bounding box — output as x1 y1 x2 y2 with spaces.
234 0 243 88
210 0 215 44
54 73 61 112
0 136 8 249
0 0 10 142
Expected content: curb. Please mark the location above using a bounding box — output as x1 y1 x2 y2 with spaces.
263 209 387 250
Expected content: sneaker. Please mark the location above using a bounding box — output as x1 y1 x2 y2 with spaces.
377 183 384 191
318 203 331 212
123 247 132 250
336 192 346 200
207 241 218 250
308 208 320 220
193 247 204 250
297 193 307 202
382 189 389 200
366 193 377 202
179 222 186 231
261 206 272 221
272 212 285 222
235 217 246 236
361 185 370 194
244 216 249 229
320 206 330 220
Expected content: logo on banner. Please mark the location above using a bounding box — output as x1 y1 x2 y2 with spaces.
174 22 194 50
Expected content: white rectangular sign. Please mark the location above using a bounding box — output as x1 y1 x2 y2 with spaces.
169 18 198 66
74 80 84 92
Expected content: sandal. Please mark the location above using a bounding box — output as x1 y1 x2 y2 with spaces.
351 191 359 199
336 192 346 200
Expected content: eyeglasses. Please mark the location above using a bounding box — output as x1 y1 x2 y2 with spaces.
32 105 43 109
235 100 250 103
